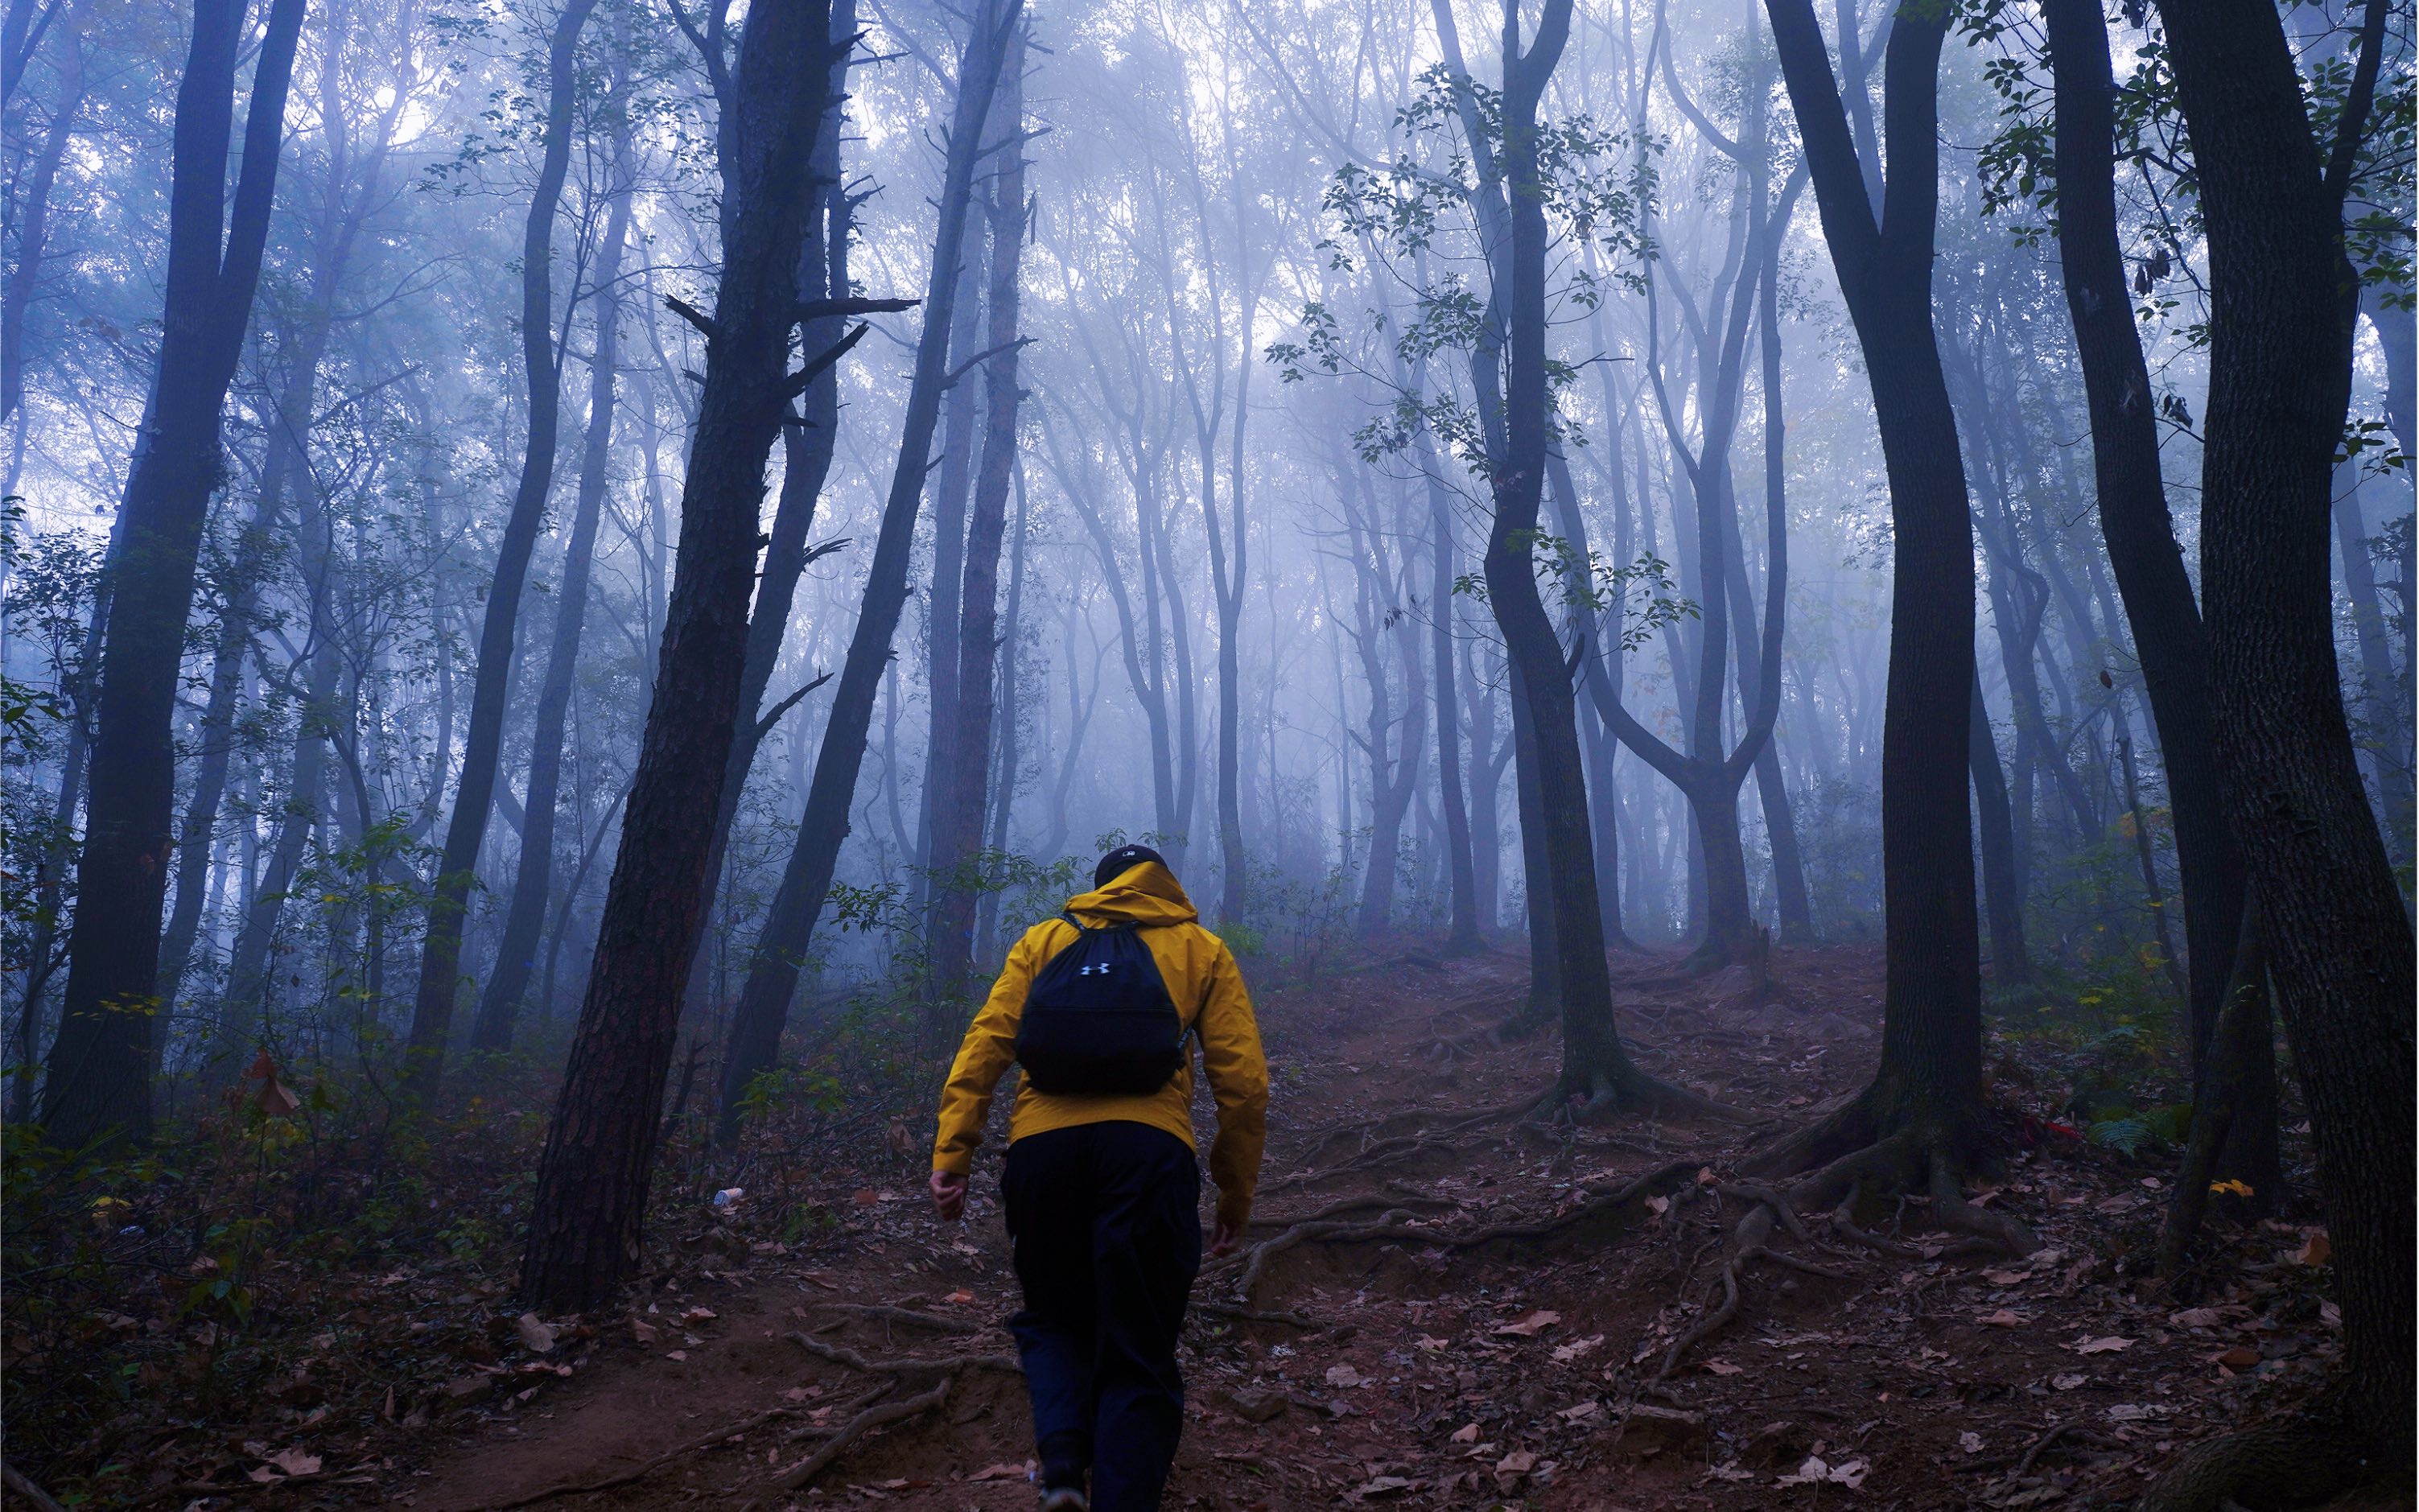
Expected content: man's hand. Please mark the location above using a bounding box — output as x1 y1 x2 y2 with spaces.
1209 1213 1242 1258
929 1169 967 1222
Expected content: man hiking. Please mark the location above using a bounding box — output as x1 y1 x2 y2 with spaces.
930 844 1267 1511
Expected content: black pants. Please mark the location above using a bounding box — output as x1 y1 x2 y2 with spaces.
1001 1120 1201 1510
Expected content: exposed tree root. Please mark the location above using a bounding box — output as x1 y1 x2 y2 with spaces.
802 1303 984 1336
772 1377 951 1491
1743 1100 2039 1259
1218 1160 1698 1303
1652 1249 1746 1381
2 1465 67 1512
1250 1186 1455 1229
1189 1300 1321 1329
2133 1407 2379 1512
1535 1066 1749 1126
787 1333 1020 1376
473 1404 797 1510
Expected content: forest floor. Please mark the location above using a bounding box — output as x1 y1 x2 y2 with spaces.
28 946 2346 1511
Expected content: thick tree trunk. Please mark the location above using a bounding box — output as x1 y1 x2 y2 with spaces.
404 0 600 1098
41 0 305 1147
1752 0 2009 1198
678 0 860 1025
706 0 1017 1151
2042 0 2245 1069
2138 0 2415 1495
472 173 632 1053
926 28 1028 1000
521 0 852 1310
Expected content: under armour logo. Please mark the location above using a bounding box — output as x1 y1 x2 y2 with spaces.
1078 963 1112 977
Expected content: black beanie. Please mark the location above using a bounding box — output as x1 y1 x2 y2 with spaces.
1094 844 1166 888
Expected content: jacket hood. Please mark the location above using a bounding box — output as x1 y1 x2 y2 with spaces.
1065 860 1198 925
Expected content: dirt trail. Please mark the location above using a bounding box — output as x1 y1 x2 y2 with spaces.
397 948 2338 1511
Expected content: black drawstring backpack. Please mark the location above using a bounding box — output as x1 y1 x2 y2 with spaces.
1014 913 1188 1095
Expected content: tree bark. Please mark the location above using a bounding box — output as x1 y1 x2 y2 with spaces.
521 0 855 1310
2137 0 2415 1495
404 0 600 1097
41 0 306 1147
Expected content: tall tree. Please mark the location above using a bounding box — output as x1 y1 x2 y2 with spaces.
1745 0 2029 1253
709 0 1020 1149
472 124 635 1053
402 0 601 1096
2134 0 2413 1502
2037 0 2248 1152
1467 0 1693 1110
40 0 307 1147
521 0 899 1309
925 20 1030 999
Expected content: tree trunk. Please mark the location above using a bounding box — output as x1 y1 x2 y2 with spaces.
521 0 856 1310
42 0 306 1148
678 0 861 1029
0 11 78 426
926 27 1028 1000
2137 1 2415 1495
1751 0 2017 1221
706 0 1018 1151
472 167 632 1053
404 0 600 1098
2042 0 2246 1072
1429 484 1482 952
1968 680 2030 988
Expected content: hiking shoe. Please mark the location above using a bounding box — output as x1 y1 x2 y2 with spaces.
1038 1489 1088 1511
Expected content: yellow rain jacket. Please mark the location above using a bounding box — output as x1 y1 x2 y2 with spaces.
931 863 1268 1227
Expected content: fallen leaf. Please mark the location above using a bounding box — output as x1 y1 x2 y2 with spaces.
1978 1309 2025 1328
664 1349 687 1362
1325 1363 1367 1389
2051 1373 2087 1391
1493 1309 1560 1338
679 1307 717 1325
2216 1347 2260 1368
1703 1359 1743 1376
1778 1455 1869 1488
967 1463 1030 1482
851 1189 880 1208
2074 1336 2135 1355
1414 1334 1450 1353
1355 1475 1415 1498
517 1313 556 1353
2170 1308 2224 1329
271 1449 321 1477
2321 1301 2342 1329
942 1289 975 1305
1549 1333 1603 1363
1646 1195 1671 1214
2209 1179 2254 1197
1557 1400 1601 1422
1983 1269 2030 1287
1959 1431 1984 1455
1449 1423 1479 1444
2297 1231 2331 1267
1495 1448 1538 1477
630 1317 658 1344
